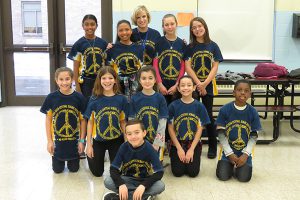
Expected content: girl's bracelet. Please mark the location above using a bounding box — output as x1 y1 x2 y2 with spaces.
78 139 86 144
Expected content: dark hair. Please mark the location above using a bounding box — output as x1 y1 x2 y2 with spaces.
136 65 158 92
92 66 120 97
125 119 145 132
189 17 211 45
234 79 251 90
173 75 197 100
115 19 133 43
55 67 74 80
82 14 98 25
162 14 178 35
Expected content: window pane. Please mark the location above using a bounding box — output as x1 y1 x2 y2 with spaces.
23 2 41 11
65 0 101 45
14 53 50 95
24 11 36 27
11 0 48 44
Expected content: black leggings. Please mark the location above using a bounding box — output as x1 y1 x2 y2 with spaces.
216 160 252 182
194 92 217 151
52 157 79 173
169 142 202 177
87 137 124 177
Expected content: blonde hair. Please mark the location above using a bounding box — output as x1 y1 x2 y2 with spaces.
131 5 151 26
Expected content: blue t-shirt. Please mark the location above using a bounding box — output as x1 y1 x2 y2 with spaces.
40 90 87 160
111 140 163 178
106 42 143 77
129 92 168 142
216 102 262 152
84 94 128 141
132 27 161 65
168 99 210 141
67 36 108 79
184 41 223 95
155 36 186 89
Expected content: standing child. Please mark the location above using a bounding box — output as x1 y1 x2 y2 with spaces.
129 66 168 161
84 66 128 177
168 76 210 177
216 80 261 182
107 20 143 100
40 67 87 173
131 5 161 65
184 17 223 159
103 119 165 200
68 14 108 98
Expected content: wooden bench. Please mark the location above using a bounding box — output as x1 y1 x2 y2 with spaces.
212 105 297 144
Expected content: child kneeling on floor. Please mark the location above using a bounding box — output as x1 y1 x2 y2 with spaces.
103 119 165 200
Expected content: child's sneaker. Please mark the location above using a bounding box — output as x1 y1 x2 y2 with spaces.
103 192 119 200
145 195 156 200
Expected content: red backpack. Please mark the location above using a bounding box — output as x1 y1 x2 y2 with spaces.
253 63 288 78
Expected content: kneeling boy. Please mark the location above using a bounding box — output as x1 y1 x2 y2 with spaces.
103 119 165 200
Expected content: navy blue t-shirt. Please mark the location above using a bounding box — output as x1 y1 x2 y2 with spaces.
106 42 143 77
155 36 186 89
168 99 210 141
129 92 168 142
184 41 223 95
40 90 87 160
216 102 262 152
68 36 108 79
132 27 161 65
111 140 163 178
84 94 128 141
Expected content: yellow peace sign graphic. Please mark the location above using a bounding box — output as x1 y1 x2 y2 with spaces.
193 55 210 79
115 53 141 75
175 113 199 140
97 109 121 140
122 160 153 178
137 107 159 142
227 123 248 150
83 47 103 74
53 107 79 138
159 50 181 79
143 52 152 65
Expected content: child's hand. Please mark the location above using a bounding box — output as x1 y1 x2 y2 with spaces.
133 185 145 200
185 148 194 163
236 153 248 168
47 141 54 155
167 85 177 96
119 184 128 200
228 154 238 166
152 144 159 151
177 147 186 162
158 84 168 95
78 142 85 154
86 145 94 158
106 43 113 50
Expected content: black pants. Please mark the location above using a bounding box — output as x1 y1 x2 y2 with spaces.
164 94 174 141
87 137 124 177
80 77 96 98
52 157 79 173
216 160 252 182
194 92 217 151
169 142 202 177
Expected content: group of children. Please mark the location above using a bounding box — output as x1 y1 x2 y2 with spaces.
40 5 262 200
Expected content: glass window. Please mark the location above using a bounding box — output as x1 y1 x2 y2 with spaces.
22 1 42 35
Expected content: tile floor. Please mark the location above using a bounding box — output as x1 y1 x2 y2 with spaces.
0 107 300 200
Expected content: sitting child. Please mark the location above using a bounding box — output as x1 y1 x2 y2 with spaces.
216 79 262 182
103 119 165 200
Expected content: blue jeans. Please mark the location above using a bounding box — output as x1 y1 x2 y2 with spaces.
104 176 165 199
